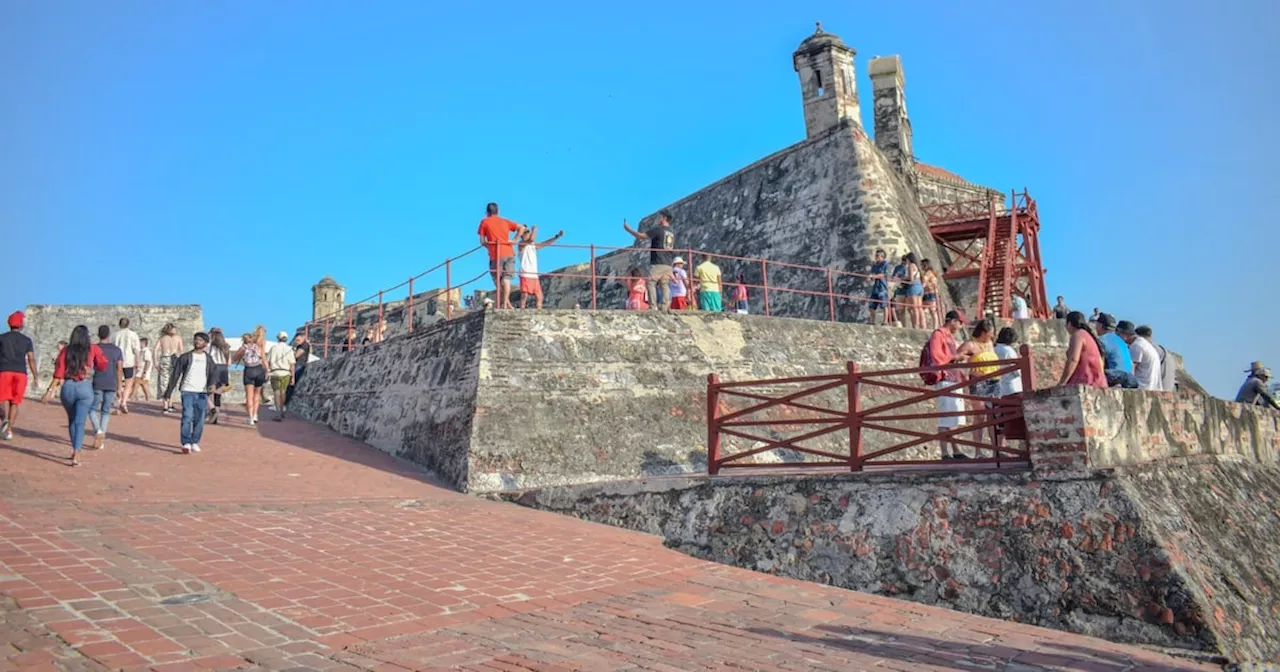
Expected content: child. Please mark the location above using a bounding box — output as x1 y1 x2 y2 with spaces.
132 337 153 401
733 274 749 314
625 267 649 310
517 226 564 309
669 257 691 309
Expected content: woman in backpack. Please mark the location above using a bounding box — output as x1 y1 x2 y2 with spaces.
233 332 268 425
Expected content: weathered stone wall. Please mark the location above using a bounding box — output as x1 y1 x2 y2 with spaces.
22 304 203 399
293 310 1210 494
510 378 1280 663
467 312 1082 493
510 472 1216 655
537 124 957 323
289 311 485 489
1024 386 1278 480
511 461 1280 663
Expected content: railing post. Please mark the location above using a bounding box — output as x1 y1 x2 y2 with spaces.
346 307 353 352
445 259 453 319
377 290 384 333
589 245 597 310
1019 343 1036 390
847 362 862 471
687 247 695 309
761 260 770 316
826 269 835 322
707 373 721 476
323 318 330 357
407 277 414 333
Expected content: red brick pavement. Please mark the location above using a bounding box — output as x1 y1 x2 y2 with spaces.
0 401 1218 671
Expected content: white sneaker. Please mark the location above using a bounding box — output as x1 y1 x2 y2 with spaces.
191 444 201 453
182 444 192 454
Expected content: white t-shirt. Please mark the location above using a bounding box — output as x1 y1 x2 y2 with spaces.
993 343 1023 395
181 352 208 393
139 348 154 374
1129 336 1162 391
519 244 538 279
1011 296 1029 319
116 328 141 368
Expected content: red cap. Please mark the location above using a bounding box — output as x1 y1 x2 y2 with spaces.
7 311 23 329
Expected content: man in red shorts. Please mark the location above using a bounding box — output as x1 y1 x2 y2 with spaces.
0 311 37 441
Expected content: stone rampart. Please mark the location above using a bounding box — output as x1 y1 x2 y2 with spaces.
289 311 485 489
291 310 1159 493
22 304 204 399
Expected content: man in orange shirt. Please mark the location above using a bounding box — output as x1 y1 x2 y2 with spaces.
477 202 527 309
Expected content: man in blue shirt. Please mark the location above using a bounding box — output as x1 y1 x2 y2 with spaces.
867 249 890 325
1093 313 1137 388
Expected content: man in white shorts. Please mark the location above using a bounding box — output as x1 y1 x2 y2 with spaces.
922 310 969 460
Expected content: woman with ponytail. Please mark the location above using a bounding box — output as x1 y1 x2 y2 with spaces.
52 325 108 466
1058 311 1106 388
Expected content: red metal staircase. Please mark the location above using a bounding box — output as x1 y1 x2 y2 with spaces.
920 190 1048 319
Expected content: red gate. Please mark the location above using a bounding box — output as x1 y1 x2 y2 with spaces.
707 345 1036 474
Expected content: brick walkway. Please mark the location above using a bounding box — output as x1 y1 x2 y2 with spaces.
0 401 1217 671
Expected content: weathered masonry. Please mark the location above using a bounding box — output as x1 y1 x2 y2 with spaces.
512 386 1280 665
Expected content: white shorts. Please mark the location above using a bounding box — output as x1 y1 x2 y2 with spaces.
934 382 966 429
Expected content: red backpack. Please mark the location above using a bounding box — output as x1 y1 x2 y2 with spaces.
919 333 944 386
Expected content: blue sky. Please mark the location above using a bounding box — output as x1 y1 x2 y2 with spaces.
2 0 1276 397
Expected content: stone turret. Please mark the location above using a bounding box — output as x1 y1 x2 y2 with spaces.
792 22 860 139
311 276 345 321
868 55 916 184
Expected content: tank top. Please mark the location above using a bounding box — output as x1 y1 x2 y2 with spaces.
209 346 228 366
1067 331 1107 388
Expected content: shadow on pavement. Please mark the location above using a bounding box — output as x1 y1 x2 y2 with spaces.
746 623 1207 672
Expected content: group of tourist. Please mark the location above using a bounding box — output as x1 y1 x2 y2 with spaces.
476 203 753 315
0 310 313 466
917 305 1186 460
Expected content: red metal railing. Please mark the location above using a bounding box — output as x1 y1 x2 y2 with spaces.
707 345 1036 474
302 241 953 358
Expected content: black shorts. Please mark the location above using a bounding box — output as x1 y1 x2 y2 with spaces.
122 367 135 380
212 364 230 388
243 365 267 387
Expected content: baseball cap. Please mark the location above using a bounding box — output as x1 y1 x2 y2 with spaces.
1094 313 1117 329
277 331 289 341
1115 320 1136 335
6 311 23 329
944 310 965 323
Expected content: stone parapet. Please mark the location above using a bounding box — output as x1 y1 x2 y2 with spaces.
1025 385 1280 480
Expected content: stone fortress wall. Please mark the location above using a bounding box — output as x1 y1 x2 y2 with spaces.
290 310 1201 494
